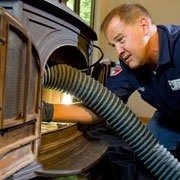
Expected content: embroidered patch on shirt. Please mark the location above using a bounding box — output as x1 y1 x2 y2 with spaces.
168 79 180 91
110 62 123 76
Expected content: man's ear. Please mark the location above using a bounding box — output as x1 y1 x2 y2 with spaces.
139 17 150 35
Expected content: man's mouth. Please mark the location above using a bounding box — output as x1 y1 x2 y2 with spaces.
124 54 131 63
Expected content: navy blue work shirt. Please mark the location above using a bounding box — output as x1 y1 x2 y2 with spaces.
107 24 180 123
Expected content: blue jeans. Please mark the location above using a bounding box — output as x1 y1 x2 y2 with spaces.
87 125 154 179
147 110 180 151
86 111 180 179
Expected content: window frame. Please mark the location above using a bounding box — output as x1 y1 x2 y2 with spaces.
68 0 95 28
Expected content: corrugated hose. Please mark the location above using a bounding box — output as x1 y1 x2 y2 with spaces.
43 64 180 180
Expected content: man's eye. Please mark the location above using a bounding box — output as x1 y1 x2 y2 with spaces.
118 37 124 43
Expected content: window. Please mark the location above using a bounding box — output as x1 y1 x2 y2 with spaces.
67 0 95 28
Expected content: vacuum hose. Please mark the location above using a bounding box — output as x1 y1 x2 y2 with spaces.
44 64 180 180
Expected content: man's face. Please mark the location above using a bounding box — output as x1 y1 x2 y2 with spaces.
105 16 149 69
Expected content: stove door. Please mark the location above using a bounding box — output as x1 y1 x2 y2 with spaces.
0 8 41 179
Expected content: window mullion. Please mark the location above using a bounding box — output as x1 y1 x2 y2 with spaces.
74 0 80 15
90 0 95 28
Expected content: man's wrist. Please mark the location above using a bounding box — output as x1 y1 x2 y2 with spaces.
42 101 54 122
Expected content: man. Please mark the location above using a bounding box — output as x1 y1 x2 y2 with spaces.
43 3 180 179
101 2 180 155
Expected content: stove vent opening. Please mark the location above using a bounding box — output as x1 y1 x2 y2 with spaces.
41 45 88 132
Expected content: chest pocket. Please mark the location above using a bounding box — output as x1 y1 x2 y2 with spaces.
168 78 180 91
138 86 157 105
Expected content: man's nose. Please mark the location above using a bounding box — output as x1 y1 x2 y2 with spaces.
115 44 124 57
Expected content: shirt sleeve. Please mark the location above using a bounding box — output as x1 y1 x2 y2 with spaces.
106 62 136 103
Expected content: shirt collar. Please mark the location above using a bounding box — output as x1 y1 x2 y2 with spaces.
157 26 172 69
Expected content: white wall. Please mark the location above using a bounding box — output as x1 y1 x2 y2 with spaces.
93 0 180 118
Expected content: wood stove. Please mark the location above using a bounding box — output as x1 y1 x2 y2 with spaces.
0 0 108 179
